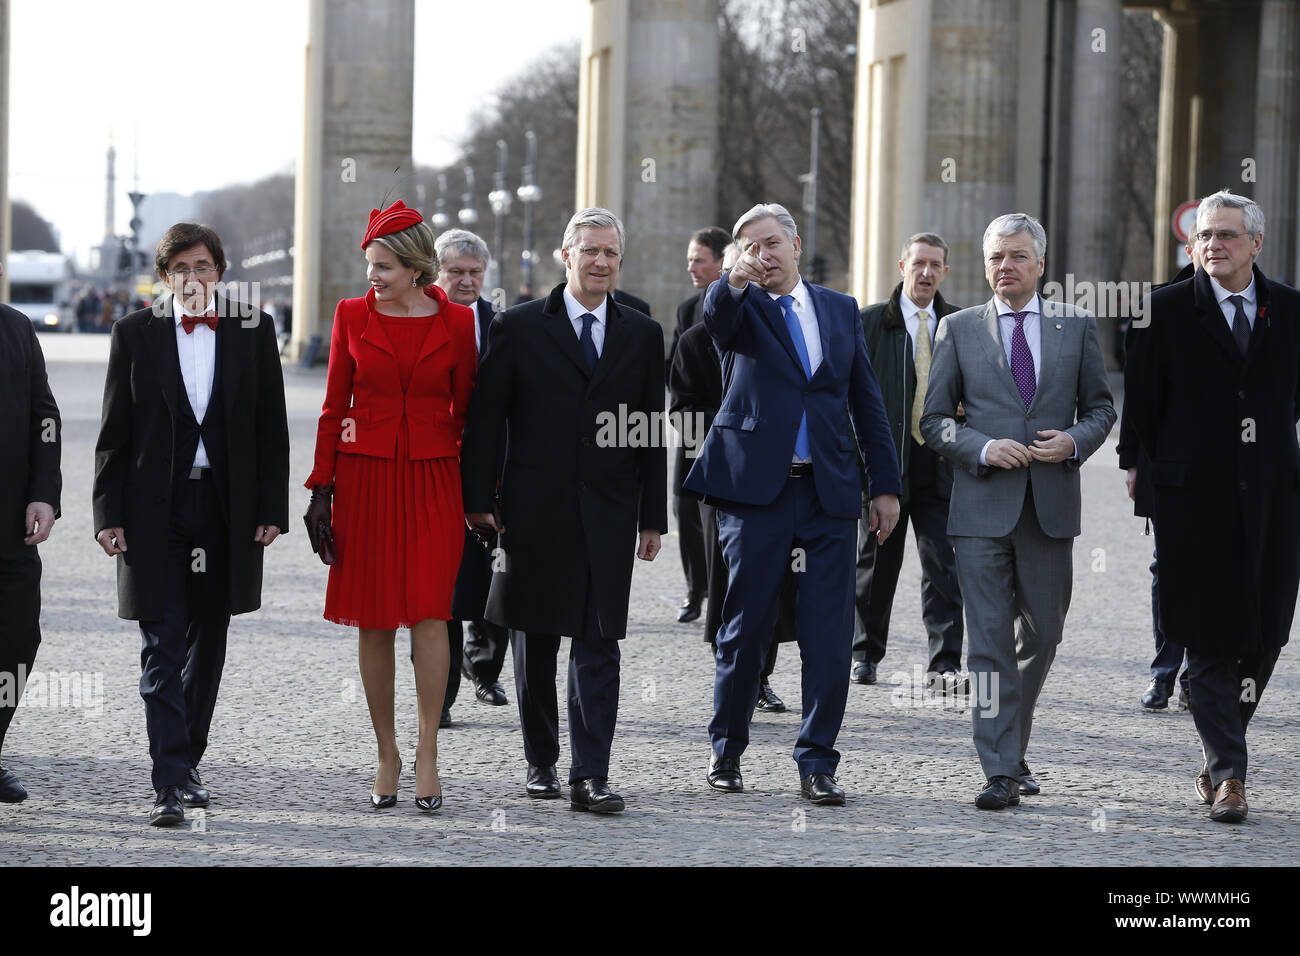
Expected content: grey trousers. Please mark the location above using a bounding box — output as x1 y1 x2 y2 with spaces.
952 486 1072 781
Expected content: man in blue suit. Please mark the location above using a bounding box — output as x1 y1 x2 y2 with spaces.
684 203 901 804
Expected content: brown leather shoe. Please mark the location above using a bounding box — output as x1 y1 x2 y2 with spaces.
1195 765 1213 805
1209 778 1247 823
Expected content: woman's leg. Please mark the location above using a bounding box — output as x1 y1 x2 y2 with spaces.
359 627 400 795
410 618 450 797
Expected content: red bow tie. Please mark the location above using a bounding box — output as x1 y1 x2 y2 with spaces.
181 311 218 335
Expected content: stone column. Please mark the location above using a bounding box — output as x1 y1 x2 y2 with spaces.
291 0 415 362
1254 0 1300 284
577 0 719 328
1152 11 1197 281
0 0 10 303
1061 0 1122 286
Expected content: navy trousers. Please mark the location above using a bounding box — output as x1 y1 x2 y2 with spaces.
1187 645 1280 787
712 472 857 776
511 572 621 783
138 476 231 791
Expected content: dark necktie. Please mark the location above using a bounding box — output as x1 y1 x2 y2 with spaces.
1228 294 1251 355
181 311 218 335
579 312 598 373
777 294 812 460
1009 311 1036 409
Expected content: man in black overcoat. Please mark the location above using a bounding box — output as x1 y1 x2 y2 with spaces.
1126 190 1300 823
0 275 62 804
461 208 667 814
93 223 290 826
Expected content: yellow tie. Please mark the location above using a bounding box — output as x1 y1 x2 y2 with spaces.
910 309 931 444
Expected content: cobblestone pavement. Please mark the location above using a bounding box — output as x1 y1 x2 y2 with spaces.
2 334 1295 865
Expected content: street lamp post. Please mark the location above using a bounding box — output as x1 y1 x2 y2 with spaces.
488 138 512 294
516 129 542 299
431 173 451 231
458 166 478 227
799 107 821 282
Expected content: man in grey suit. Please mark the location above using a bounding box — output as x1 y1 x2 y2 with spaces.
921 213 1115 810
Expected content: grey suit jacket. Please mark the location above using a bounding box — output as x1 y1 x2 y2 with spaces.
919 297 1115 539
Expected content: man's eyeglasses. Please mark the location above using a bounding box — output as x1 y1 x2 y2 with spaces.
166 266 218 278
1193 230 1251 244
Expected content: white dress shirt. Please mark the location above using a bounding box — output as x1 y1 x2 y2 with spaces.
562 288 606 357
1209 274 1257 332
472 298 483 354
901 293 938 356
173 294 218 468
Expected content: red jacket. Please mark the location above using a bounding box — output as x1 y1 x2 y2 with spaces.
306 285 477 488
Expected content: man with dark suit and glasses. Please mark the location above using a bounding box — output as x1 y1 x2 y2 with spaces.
461 208 666 814
1126 190 1300 824
921 213 1115 811
93 223 289 826
0 261 61 804
684 202 901 805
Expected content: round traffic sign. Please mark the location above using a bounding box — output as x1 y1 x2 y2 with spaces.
1173 200 1199 243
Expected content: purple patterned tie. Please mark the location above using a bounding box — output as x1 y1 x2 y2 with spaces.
1009 311 1036 408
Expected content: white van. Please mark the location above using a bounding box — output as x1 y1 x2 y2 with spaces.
6 250 75 332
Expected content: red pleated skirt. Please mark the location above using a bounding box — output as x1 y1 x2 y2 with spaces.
325 428 464 629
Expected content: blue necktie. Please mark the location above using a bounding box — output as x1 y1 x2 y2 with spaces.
777 294 811 460
579 312 598 373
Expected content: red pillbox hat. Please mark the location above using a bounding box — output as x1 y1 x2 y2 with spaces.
361 200 423 250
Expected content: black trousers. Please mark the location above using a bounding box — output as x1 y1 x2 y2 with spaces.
0 555 42 760
511 573 620 783
138 476 231 791
675 490 708 598
853 440 963 673
1187 644 1281 787
443 618 510 708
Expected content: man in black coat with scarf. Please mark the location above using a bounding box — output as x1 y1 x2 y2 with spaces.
461 208 667 814
0 277 61 804
1126 190 1300 823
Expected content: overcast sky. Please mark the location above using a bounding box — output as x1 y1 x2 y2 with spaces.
7 0 585 264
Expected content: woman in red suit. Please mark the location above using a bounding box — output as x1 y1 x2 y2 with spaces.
304 201 476 812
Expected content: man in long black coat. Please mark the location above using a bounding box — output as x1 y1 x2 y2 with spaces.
1126 190 1300 823
93 222 289 826
461 208 667 814
0 288 61 804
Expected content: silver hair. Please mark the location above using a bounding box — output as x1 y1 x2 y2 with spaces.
721 242 741 270
900 232 950 265
435 228 490 266
1196 189 1265 237
562 207 626 259
732 203 799 246
982 213 1047 260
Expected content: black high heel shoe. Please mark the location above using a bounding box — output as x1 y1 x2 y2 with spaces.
370 757 402 809
413 758 441 812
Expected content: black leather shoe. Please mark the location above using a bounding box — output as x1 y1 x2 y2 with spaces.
851 661 877 685
755 681 786 712
150 786 186 826
1018 761 1040 796
439 706 453 729
525 764 562 799
415 794 443 812
0 767 28 803
473 680 508 706
708 755 743 793
570 776 625 813
800 773 845 805
677 594 702 623
180 768 209 807
1141 678 1171 711
1178 684 1191 711
975 776 1021 810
